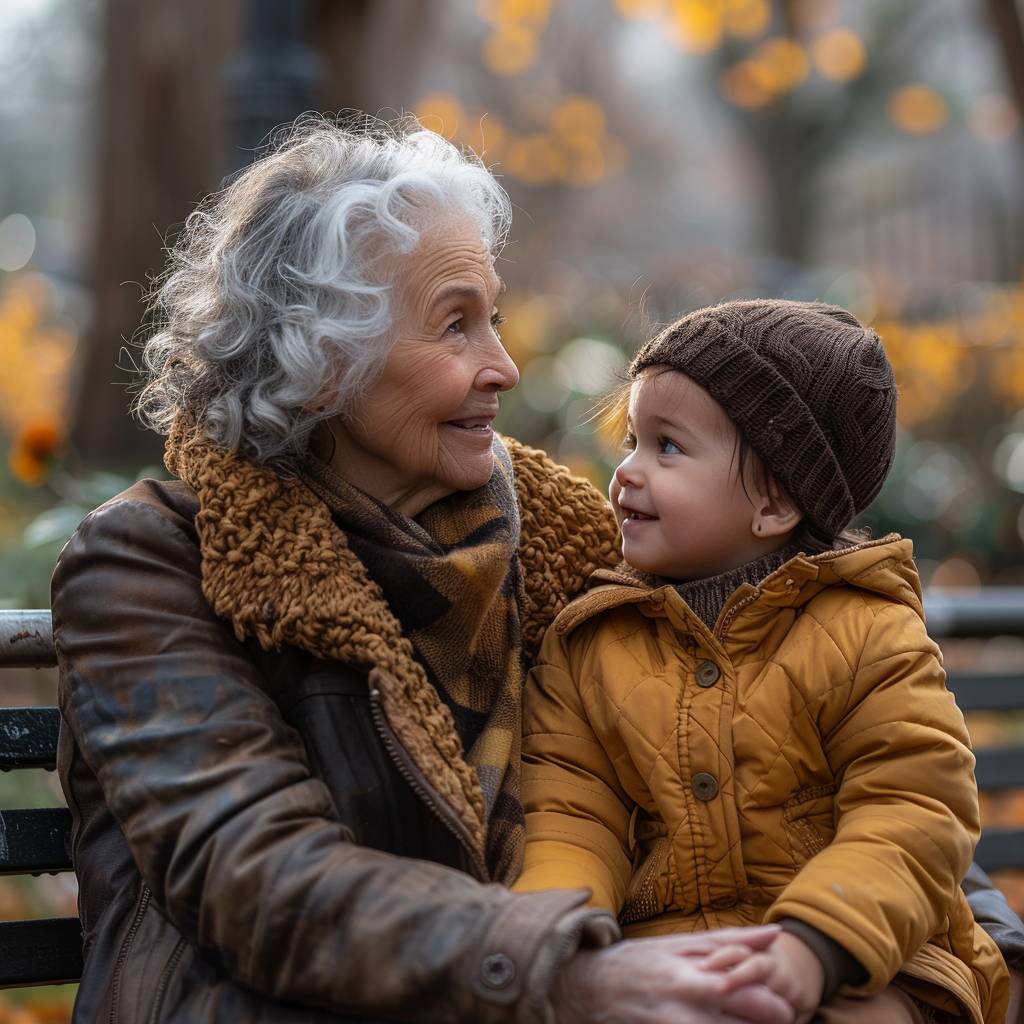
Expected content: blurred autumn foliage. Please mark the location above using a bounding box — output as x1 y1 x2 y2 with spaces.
4 0 1024 1017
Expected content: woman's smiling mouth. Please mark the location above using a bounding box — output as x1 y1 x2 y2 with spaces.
442 411 498 439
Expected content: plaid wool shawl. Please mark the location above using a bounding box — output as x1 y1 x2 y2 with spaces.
300 441 527 879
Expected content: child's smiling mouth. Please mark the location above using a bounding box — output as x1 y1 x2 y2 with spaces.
618 502 659 527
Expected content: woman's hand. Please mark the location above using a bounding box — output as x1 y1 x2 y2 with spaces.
702 931 824 1024
552 926 796 1024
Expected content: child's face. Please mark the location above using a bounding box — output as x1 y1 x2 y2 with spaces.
609 369 779 581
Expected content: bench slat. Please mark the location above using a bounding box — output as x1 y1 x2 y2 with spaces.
0 609 55 667
974 747 1024 792
0 808 73 875
946 673 1024 713
0 918 82 987
925 589 1024 639
0 706 60 771
975 828 1024 874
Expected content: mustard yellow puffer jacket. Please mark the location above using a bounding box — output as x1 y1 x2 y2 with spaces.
515 537 1009 1023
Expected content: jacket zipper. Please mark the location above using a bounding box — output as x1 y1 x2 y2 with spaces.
368 687 489 881
109 884 152 1024
148 937 186 1024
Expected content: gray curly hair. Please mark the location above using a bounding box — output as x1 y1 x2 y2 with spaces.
134 113 512 466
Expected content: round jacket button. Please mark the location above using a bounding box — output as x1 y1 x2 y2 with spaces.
692 772 719 801
696 660 720 688
480 952 516 989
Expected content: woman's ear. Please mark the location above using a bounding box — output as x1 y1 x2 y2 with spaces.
751 475 802 539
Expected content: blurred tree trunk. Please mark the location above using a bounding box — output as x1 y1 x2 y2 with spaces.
71 0 241 467
984 0 1024 118
72 0 434 468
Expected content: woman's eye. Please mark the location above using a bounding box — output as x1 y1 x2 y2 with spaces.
491 312 507 329
445 318 464 335
659 437 683 455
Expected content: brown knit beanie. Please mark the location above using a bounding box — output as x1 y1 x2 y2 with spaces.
629 299 896 543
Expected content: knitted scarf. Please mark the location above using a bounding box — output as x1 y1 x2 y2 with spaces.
164 421 537 881
299 445 527 876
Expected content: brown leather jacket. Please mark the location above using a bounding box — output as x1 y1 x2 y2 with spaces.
53 453 622 1024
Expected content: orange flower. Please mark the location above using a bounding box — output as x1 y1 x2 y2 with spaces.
8 420 62 486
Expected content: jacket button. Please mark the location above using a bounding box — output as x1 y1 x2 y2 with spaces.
692 772 719 801
480 952 516 989
696 660 720 688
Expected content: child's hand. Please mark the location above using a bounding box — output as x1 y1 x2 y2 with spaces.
703 931 824 1024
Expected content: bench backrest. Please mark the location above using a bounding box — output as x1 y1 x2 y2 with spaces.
0 609 83 987
1 596 1023 989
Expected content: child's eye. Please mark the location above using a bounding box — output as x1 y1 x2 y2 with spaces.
659 436 683 455
622 432 637 450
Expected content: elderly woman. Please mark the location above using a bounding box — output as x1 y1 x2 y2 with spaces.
52 118 1023 1024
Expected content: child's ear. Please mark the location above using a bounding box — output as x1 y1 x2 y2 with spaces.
751 476 802 539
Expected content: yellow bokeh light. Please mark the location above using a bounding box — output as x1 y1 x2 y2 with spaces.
669 0 724 53
753 37 809 91
812 28 866 82
0 274 75 439
719 61 774 108
724 0 770 39
478 0 549 25
482 25 538 76
612 0 667 20
414 93 464 140
505 133 565 185
473 114 507 160
887 84 949 135
969 94 1019 143
564 141 609 187
550 95 607 144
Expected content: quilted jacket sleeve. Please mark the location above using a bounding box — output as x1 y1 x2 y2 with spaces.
513 626 633 914
53 495 618 1024
765 599 979 993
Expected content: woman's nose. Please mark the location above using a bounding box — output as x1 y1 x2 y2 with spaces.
476 337 520 392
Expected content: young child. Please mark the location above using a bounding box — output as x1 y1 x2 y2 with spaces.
514 300 1009 1023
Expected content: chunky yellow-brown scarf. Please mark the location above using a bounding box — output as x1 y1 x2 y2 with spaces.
165 419 621 882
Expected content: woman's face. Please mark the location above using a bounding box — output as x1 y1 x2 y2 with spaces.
325 212 519 517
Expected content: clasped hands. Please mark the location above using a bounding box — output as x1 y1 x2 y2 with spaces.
553 926 824 1024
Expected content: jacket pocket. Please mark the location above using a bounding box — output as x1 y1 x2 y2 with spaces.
108 885 192 1024
620 811 672 925
782 784 836 863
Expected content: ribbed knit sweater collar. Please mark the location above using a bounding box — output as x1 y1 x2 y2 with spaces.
670 544 803 630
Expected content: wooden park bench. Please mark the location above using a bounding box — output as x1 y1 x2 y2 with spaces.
2 595 1024 990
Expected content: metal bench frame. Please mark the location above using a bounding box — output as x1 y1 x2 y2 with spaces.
2 595 1024 988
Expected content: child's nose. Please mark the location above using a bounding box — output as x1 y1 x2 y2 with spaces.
614 454 642 490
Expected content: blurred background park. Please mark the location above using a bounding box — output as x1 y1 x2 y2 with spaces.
3 0 1024 1017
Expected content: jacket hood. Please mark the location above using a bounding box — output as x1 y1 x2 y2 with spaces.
553 535 922 638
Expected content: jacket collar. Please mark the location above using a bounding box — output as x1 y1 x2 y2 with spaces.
554 534 916 639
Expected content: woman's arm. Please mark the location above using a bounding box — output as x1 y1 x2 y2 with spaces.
53 493 618 1023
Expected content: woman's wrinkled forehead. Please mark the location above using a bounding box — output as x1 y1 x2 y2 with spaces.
396 212 501 319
